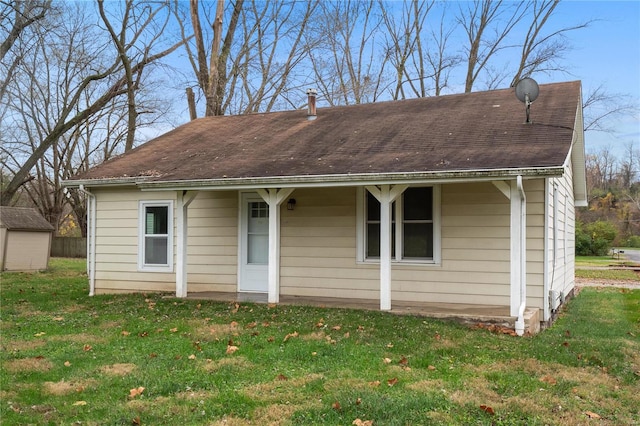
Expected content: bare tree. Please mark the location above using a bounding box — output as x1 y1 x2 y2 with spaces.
1 1 184 208
0 0 52 101
0 0 51 60
582 84 638 133
307 0 386 106
98 0 178 152
458 0 526 92
173 0 244 117
380 0 434 99
510 0 591 87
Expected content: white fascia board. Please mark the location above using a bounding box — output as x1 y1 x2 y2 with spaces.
133 167 565 192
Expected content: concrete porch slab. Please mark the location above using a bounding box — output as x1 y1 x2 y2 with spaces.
184 292 540 335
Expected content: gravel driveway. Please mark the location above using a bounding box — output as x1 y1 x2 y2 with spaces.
576 277 640 290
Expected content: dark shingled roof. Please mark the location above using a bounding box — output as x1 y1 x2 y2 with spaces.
0 207 54 232
71 81 581 185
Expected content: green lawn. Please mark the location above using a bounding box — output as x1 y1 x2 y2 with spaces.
1 258 639 425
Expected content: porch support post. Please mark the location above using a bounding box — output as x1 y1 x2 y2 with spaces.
366 184 407 311
176 190 198 298
257 188 295 304
510 178 526 317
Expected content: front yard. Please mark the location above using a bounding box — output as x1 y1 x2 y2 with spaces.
1 258 639 425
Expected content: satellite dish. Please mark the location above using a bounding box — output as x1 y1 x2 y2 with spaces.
514 77 539 123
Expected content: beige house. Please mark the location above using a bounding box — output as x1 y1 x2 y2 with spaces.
65 81 586 335
0 206 54 271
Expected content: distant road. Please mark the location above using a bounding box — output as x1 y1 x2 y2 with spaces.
623 249 640 263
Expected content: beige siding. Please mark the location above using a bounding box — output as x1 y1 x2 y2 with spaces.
92 188 238 294
186 191 238 293
524 179 546 310
279 183 540 306
91 179 551 309
2 231 51 271
546 160 576 315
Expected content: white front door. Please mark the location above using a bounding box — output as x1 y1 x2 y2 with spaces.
239 193 269 292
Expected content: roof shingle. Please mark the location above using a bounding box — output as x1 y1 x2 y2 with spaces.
71 81 581 185
0 207 54 231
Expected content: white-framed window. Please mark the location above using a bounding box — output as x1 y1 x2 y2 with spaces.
138 200 173 272
358 186 441 263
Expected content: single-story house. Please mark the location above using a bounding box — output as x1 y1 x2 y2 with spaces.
0 206 55 271
65 81 586 335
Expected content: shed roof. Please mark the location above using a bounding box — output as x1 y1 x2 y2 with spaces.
0 207 54 232
68 81 583 188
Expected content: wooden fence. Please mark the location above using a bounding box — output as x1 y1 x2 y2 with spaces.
51 237 86 258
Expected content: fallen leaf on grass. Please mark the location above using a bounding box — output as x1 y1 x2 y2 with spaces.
387 377 398 386
332 401 341 410
283 331 299 342
276 374 288 381
480 405 495 415
129 387 145 398
352 419 373 426
53 317 64 321
383 358 392 364
72 401 87 406
64 361 71 367
246 322 257 329
188 354 196 360
226 345 239 355
584 411 601 419
428 365 436 371
332 325 342 331
34 332 46 337
121 331 130 336
132 416 141 425
170 327 178 333
369 380 381 387
540 375 557 385
83 345 92 352
398 356 408 366
355 397 362 405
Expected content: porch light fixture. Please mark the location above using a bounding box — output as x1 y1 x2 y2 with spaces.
287 198 296 210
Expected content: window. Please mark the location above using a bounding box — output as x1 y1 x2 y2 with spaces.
139 201 173 271
362 186 439 262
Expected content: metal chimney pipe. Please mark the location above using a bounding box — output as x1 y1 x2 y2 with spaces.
307 88 317 120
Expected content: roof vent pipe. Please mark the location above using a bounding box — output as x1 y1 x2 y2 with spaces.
307 88 317 120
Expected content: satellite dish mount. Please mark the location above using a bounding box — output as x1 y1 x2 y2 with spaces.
514 78 539 124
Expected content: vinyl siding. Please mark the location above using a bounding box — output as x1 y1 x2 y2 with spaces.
545 160 576 318
92 188 238 294
91 181 550 309
279 182 546 307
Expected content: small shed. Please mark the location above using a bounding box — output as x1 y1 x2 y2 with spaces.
0 206 54 271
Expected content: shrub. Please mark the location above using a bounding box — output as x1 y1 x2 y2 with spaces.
623 235 640 248
576 220 617 256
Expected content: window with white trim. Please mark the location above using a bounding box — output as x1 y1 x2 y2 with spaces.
364 186 438 262
139 201 173 271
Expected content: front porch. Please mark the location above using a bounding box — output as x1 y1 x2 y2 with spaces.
184 292 541 335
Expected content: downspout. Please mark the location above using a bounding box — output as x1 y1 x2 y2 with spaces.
78 185 96 296
514 176 527 336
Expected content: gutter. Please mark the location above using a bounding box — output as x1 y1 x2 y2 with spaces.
514 175 527 336
64 166 566 191
77 185 96 297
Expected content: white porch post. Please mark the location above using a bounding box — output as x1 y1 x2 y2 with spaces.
176 191 198 298
509 178 526 317
257 188 295 304
366 184 407 311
